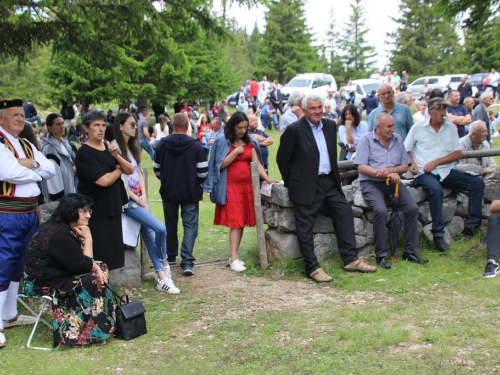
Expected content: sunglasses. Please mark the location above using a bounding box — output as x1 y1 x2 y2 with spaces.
129 122 137 128
430 104 447 110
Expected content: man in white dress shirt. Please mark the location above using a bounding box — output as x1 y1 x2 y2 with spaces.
0 99 55 348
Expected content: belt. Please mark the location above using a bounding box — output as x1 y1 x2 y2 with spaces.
318 173 331 178
0 196 39 214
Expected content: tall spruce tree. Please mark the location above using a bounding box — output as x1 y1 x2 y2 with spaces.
324 7 347 84
254 0 319 83
388 0 462 76
340 0 376 79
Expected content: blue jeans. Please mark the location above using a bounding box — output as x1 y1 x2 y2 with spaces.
124 199 167 272
26 115 42 127
139 139 154 161
162 202 198 268
415 169 484 237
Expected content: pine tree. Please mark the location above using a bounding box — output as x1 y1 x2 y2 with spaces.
248 22 261 67
324 7 347 85
340 0 376 79
388 0 462 76
254 0 319 83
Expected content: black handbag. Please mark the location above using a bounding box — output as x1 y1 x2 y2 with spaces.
106 284 147 340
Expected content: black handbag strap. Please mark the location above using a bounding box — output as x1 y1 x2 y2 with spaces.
105 283 130 305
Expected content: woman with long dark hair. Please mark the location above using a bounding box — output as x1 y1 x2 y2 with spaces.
153 114 169 144
113 113 179 294
338 104 368 160
204 112 278 272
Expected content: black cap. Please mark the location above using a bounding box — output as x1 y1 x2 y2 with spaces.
0 99 23 110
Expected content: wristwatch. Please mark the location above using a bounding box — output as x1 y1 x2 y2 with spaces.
31 159 37 170
393 168 398 174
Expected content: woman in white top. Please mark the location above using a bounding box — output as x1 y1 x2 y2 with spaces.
113 113 179 294
338 104 368 160
153 114 169 145
413 99 427 124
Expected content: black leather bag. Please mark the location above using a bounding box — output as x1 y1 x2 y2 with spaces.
106 284 147 340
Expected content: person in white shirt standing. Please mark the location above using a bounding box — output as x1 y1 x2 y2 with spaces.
0 99 56 348
487 68 500 99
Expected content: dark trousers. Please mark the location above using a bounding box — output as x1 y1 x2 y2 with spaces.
360 180 419 257
415 169 484 237
487 213 500 261
293 174 358 275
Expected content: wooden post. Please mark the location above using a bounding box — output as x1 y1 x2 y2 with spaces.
140 168 151 276
250 162 268 269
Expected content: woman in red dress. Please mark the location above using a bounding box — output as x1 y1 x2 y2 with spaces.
212 112 278 272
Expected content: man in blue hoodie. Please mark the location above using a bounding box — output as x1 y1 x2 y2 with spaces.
153 113 208 275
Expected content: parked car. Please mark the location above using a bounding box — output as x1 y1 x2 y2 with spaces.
407 76 450 99
351 79 380 106
444 74 468 91
281 73 337 104
468 72 490 94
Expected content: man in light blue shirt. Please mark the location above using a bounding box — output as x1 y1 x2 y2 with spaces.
404 97 485 251
367 83 413 140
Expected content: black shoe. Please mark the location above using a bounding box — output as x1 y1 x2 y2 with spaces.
167 257 177 265
463 226 483 239
433 237 449 252
402 252 429 264
376 257 391 269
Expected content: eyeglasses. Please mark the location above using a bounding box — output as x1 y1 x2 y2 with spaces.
129 122 137 128
78 208 93 215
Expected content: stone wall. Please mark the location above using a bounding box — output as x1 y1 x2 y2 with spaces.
263 168 500 262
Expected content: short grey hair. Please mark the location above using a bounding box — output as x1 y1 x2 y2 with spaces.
469 120 487 133
480 91 493 103
464 96 474 105
172 113 188 129
288 91 305 106
0 109 5 118
395 92 408 104
212 117 222 126
301 93 324 109
82 109 106 127
70 119 77 125
375 113 393 128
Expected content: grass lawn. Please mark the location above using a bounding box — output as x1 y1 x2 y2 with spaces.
3 127 500 374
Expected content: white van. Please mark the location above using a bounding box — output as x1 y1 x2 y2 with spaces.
281 73 337 104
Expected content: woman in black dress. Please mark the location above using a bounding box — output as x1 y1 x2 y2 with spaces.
75 110 133 270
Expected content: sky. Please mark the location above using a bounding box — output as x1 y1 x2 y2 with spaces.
219 0 401 72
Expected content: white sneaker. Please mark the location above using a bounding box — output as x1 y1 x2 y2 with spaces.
0 330 6 348
228 257 245 266
230 259 246 273
156 278 180 294
3 314 37 329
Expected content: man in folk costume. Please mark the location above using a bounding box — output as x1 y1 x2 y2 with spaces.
0 99 55 348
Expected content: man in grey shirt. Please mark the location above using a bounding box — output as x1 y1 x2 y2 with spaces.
355 113 425 269
138 110 154 160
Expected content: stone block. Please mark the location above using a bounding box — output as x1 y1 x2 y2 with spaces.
352 206 364 217
408 186 427 204
418 202 432 225
265 229 301 260
271 184 294 207
313 214 334 233
263 206 277 227
364 210 374 223
313 233 338 260
364 221 374 240
446 216 464 239
356 244 373 257
353 190 371 208
354 217 365 236
108 249 141 287
443 197 457 223
38 201 59 224
355 235 369 248
276 208 296 233
342 185 355 203
442 187 453 198
482 204 491 218
455 193 468 218
484 179 500 203
351 179 361 188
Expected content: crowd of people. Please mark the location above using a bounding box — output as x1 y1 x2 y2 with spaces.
1 68 499 348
